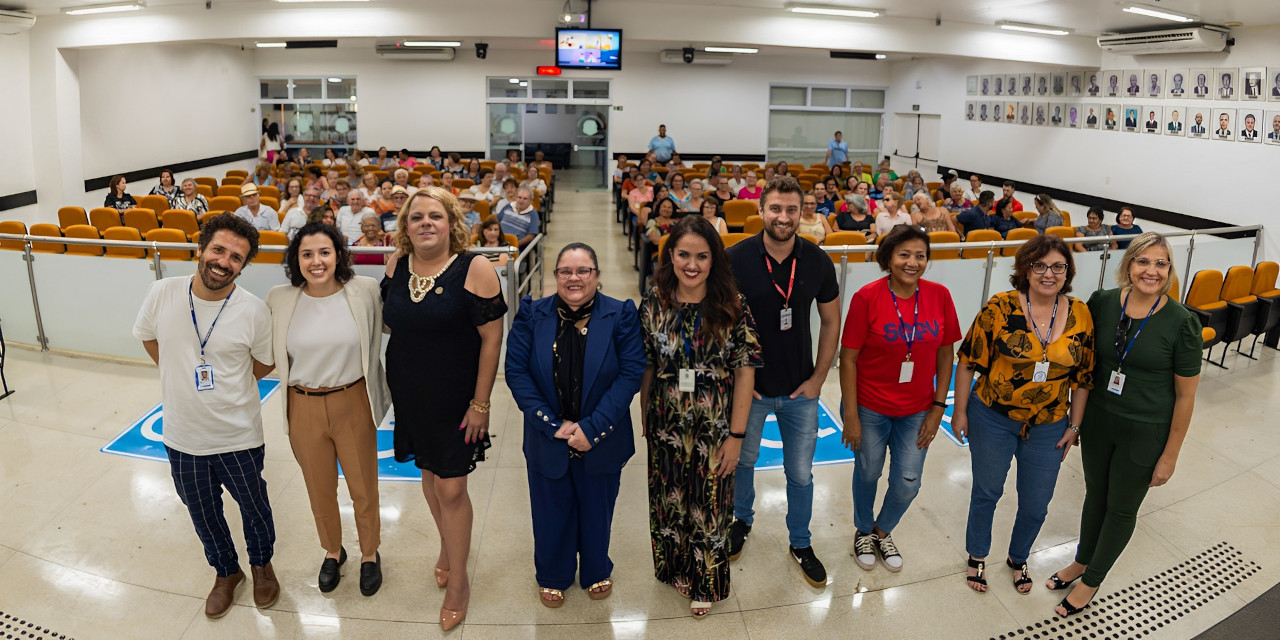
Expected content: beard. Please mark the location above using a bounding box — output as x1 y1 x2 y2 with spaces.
764 219 796 243
197 256 238 291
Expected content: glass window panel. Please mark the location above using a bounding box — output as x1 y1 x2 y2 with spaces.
811 88 847 107
292 78 322 100
531 79 568 99
325 77 357 101
489 77 525 98
767 111 881 150
849 90 886 109
572 80 610 99
770 86 806 106
260 79 289 100
489 103 522 162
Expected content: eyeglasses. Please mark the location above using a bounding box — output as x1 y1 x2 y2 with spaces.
555 267 598 279
1132 257 1170 270
1030 262 1068 275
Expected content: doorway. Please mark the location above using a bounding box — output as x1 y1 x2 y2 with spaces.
487 78 611 188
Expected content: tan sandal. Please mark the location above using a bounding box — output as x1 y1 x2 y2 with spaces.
539 587 565 608
434 567 449 589
587 578 613 600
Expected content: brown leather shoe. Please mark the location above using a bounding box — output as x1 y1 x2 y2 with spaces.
205 569 244 619
251 563 280 609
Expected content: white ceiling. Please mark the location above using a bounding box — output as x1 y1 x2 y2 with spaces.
8 0 1280 35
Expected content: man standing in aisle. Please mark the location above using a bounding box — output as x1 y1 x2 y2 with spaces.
647 124 677 165
728 175 842 588
133 214 278 620
825 130 849 170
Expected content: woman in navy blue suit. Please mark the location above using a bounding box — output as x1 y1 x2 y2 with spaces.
505 242 646 608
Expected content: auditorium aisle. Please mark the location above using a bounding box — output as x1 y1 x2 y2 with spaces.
0 175 1278 639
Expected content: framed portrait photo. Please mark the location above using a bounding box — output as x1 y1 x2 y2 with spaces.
1034 72 1050 97
966 76 978 96
1067 104 1082 128
1122 105 1141 132
1123 69 1143 98
1018 102 1032 126
1085 71 1102 97
1213 108 1236 141
1215 68 1238 100
1068 71 1084 97
1141 106 1163 135
992 101 1006 123
1164 105 1186 137
1103 70 1123 98
1051 72 1066 96
1268 68 1280 102
1144 69 1163 97
1102 104 1121 131
993 75 1006 96
1049 102 1066 127
1081 103 1101 129
1186 107 1211 139
1005 73 1020 97
1264 110 1280 144
979 75 993 97
1004 102 1017 123
1241 67 1265 101
1238 110 1262 143
964 101 977 121
1166 69 1189 99
1189 68 1213 99
1019 73 1034 97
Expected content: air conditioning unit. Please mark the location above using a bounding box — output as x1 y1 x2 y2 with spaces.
375 44 456 61
1097 26 1228 54
0 10 37 35
658 49 734 66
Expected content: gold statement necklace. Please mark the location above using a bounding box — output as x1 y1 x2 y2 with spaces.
408 253 459 303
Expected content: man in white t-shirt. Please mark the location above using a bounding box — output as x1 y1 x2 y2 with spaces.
132 213 278 620
337 190 376 243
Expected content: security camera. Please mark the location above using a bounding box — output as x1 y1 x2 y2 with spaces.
475 42 489 59
682 47 694 64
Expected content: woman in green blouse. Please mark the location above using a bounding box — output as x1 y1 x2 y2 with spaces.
1047 232 1202 617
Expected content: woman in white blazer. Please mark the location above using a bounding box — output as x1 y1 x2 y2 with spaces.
266 222 391 597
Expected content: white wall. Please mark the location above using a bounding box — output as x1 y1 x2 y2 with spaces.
77 42 257 179
0 32 37 199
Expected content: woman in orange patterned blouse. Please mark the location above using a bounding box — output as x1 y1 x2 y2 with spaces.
951 234 1095 596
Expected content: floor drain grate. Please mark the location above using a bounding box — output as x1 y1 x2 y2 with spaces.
0 611 75 640
990 541 1261 640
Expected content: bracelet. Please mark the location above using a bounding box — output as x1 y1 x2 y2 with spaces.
469 399 491 414
728 431 746 439
933 400 948 409
1069 423 1080 434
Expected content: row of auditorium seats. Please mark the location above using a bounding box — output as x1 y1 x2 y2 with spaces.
0 219 288 264
1182 262 1280 368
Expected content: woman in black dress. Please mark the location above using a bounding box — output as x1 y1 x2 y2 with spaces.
382 186 506 631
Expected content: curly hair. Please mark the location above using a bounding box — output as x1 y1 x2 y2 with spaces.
198 213 260 263
654 216 743 344
283 222 354 287
1010 234 1075 294
392 186 471 257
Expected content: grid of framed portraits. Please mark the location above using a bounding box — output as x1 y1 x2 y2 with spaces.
964 67 1280 145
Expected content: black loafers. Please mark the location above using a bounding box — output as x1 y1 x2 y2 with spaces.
360 552 382 597
318 547 347 593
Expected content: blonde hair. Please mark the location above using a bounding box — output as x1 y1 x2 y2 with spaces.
1114 231 1175 297
392 186 471 257
1035 193 1061 217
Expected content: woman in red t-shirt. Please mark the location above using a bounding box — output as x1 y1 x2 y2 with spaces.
838 225 961 574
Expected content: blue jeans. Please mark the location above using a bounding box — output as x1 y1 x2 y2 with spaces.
853 406 928 535
964 392 1066 564
734 394 819 548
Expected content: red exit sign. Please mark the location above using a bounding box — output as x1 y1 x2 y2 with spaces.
537 66 562 76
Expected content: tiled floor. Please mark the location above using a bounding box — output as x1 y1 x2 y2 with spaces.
0 170 1275 639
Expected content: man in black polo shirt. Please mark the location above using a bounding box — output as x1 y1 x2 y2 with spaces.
727 175 841 588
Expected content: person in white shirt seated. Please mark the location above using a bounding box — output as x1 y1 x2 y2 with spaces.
727 165 747 194
494 178 520 216
521 171 548 198
962 174 983 203
666 153 686 171
336 190 376 243
613 155 630 186
874 191 913 236
280 186 322 240
468 169 501 205
234 182 280 232
321 148 347 168
492 162 511 186
392 168 418 196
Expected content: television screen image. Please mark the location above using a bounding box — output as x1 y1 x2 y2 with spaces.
556 28 622 70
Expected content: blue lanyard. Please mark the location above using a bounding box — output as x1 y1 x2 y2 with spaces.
1024 291 1059 362
887 280 920 359
188 279 232 365
1117 290 1159 372
678 307 701 362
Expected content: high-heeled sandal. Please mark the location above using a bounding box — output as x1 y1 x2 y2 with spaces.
965 556 987 592
539 587 565 608
587 578 613 600
1056 590 1096 618
1046 570 1080 591
1006 558 1033 595
434 567 449 589
691 600 712 618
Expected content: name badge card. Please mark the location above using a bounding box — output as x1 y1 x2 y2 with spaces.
1107 370 1126 395
1032 361 1050 383
780 307 793 331
898 360 914 384
679 368 696 393
195 364 215 391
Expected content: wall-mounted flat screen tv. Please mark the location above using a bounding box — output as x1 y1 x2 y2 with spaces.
555 28 622 70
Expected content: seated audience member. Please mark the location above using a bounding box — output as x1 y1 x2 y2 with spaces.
463 158 483 182
737 171 763 200
645 197 679 247
621 166 643 194
280 186 321 240
294 147 313 167
322 148 347 168
372 146 396 170
104 175 137 213
351 210 393 265
392 168 418 196
473 215 511 266
943 183 970 214
636 159 657 186
170 178 209 216
458 190 483 233
799 192 834 243
252 162 276 187
492 162 511 187
328 180 351 209
529 150 553 176
351 148 372 167
494 178 521 216
505 149 525 170
497 187 541 249
439 172 459 195
698 197 727 234
668 172 693 212
727 165 747 193
613 155 630 186
850 161 872 185
277 177 304 214
1074 206 1116 252
468 169 501 205
1001 181 1024 212
774 160 790 177
322 170 342 200
763 165 777 182
1110 206 1143 249
936 170 960 202
304 166 327 193
711 175 736 203
336 190 376 243
874 159 898 183
870 173 892 200
417 174 435 191
397 148 418 169
358 172 380 200
824 177 843 200
903 175 928 202
445 152 465 176
307 204 336 227
521 168 548 197
426 146 445 170
1031 193 1064 234
277 162 298 185
369 179 396 216
913 192 957 234
875 191 913 236
841 181 879 215
345 163 366 189
963 174 984 202
829 165 846 190
835 193 876 242
150 169 180 199
665 152 685 170
704 157 726 187
813 182 836 215
382 186 408 232
957 190 997 232
234 182 279 231
990 197 1023 237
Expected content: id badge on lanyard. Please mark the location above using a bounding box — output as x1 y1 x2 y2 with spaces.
766 254 797 332
189 279 232 392
889 281 920 384
1111 290 1158 396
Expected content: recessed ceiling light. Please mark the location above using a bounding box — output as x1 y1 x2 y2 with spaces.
997 20 1072 36
256 42 287 48
62 2 144 15
787 4 880 18
1122 4 1196 23
519 81 528 87
327 77 343 82
509 78 520 84
401 40 462 47
704 46 759 54
875 54 886 59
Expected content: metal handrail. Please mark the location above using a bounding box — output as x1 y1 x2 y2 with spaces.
0 233 520 257
507 233 545 325
812 224 1265 256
